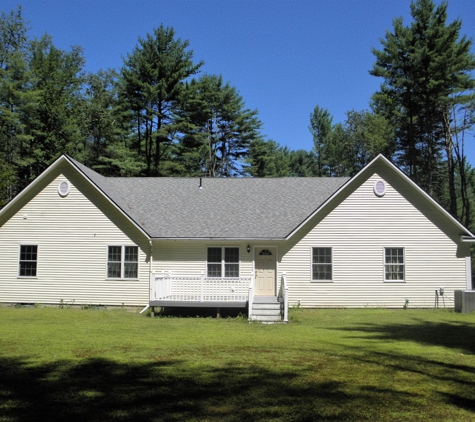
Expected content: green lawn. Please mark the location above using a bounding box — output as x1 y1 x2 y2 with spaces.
1 307 474 421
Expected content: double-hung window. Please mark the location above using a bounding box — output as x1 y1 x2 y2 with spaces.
19 245 38 277
312 247 332 281
207 247 239 277
384 248 405 281
107 246 138 279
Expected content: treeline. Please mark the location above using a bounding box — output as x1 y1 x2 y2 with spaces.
1 1 475 231
251 0 475 230
0 7 264 205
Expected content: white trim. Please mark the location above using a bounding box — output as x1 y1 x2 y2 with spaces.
206 246 240 278
18 244 39 278
58 180 70 197
373 179 386 197
311 246 333 283
65 156 151 239
383 247 405 283
152 237 286 241
252 245 278 294
286 154 475 240
106 245 139 280
466 244 472 290
0 155 150 240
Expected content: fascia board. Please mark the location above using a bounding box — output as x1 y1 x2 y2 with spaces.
64 156 151 240
150 237 286 241
373 154 475 237
285 154 475 240
0 154 67 218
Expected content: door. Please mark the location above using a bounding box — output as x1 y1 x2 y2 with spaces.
254 247 276 296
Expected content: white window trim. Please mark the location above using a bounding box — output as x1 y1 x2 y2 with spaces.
311 246 333 282
383 247 405 283
18 244 38 278
206 246 240 278
106 245 139 280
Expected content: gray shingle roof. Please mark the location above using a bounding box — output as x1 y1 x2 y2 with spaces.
68 157 349 239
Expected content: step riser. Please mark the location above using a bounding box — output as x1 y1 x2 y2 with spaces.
251 315 282 322
253 305 281 311
253 310 281 317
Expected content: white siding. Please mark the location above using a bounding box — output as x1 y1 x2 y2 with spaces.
0 165 150 306
152 241 254 278
279 163 468 308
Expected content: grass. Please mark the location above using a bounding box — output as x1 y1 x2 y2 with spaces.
0 307 474 421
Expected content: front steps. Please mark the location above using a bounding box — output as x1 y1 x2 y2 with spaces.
250 296 284 323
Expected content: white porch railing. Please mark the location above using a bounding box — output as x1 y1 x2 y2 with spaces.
278 272 289 322
248 276 255 321
150 271 253 303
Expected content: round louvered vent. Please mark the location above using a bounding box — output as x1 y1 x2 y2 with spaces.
373 180 386 197
58 180 70 197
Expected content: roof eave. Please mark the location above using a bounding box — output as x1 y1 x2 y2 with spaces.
64 155 151 240
0 155 67 218
150 237 286 241
285 154 475 240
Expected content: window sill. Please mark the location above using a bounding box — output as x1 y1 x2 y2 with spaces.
311 280 333 283
17 277 38 280
384 280 406 283
106 278 139 281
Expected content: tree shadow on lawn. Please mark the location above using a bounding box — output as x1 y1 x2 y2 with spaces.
337 318 475 355
1 356 421 422
346 349 475 413
334 319 475 414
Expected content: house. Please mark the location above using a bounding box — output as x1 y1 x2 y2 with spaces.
0 154 473 321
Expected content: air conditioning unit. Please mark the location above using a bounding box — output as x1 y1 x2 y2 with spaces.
454 290 475 313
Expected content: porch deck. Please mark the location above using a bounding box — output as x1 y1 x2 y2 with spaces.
149 271 289 322
149 272 251 308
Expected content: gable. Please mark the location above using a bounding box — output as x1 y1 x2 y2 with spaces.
287 155 474 241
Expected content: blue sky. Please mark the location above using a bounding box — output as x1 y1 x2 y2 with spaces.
4 0 475 163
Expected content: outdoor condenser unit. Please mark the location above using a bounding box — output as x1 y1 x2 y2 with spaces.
454 290 475 313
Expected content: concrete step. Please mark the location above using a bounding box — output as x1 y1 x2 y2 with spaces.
253 295 280 304
253 303 281 310
250 295 284 323
252 308 281 316
251 314 283 322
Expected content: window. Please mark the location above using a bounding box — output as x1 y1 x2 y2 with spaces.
312 247 332 281
107 246 138 279
19 245 38 277
385 248 404 281
207 247 239 277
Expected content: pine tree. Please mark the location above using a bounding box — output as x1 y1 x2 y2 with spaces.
178 74 262 177
119 25 203 176
371 0 475 212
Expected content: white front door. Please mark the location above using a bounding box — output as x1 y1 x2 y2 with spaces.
254 247 276 296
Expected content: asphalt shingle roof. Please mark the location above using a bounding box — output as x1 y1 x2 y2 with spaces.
68 157 349 239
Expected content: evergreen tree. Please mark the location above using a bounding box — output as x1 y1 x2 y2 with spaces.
246 139 290 177
78 69 136 175
371 0 475 212
0 6 36 204
179 74 263 177
27 35 85 180
119 25 203 176
309 105 333 176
